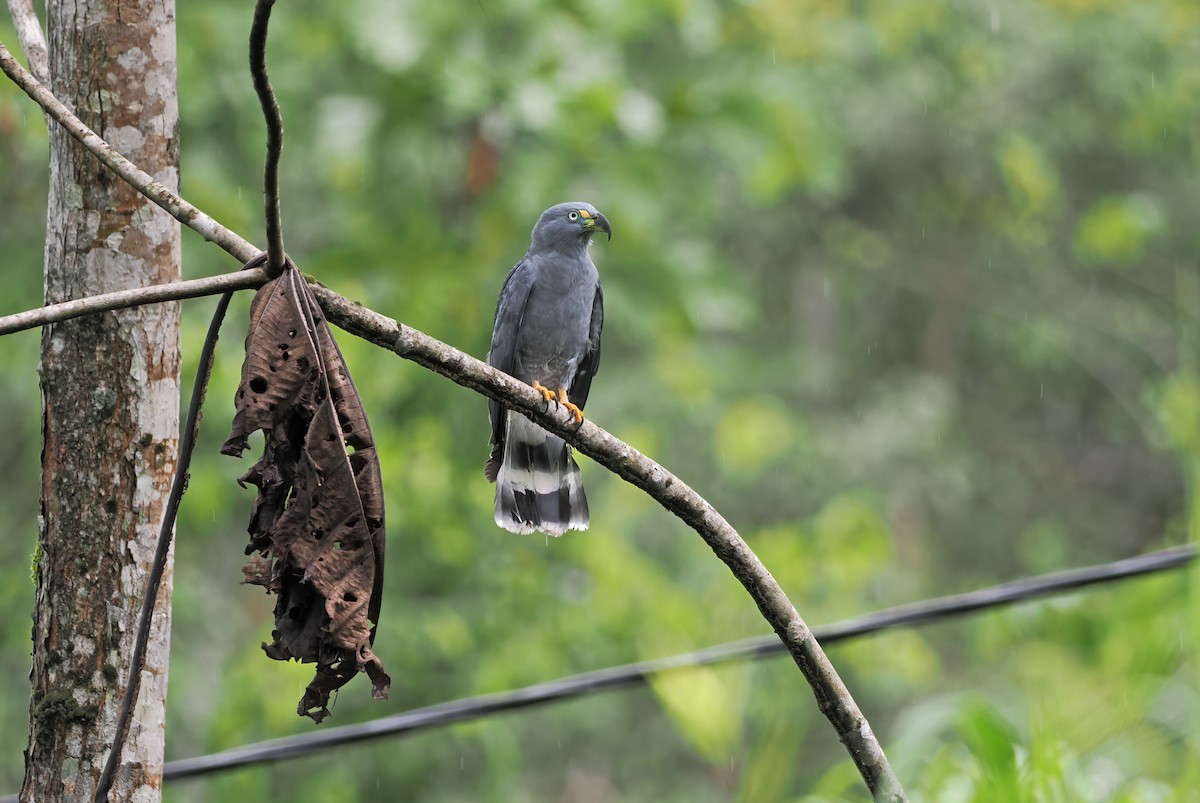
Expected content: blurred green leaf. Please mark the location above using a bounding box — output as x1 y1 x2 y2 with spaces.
1074 195 1162 267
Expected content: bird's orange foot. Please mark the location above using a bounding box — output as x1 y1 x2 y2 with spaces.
563 401 584 424
556 387 584 424
531 380 557 404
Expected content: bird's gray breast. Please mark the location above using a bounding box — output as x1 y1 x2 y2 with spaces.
514 252 598 388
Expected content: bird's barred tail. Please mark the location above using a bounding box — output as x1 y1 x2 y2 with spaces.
492 411 588 536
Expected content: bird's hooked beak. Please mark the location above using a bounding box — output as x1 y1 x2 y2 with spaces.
583 211 612 241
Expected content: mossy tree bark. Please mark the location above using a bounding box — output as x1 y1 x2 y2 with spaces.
23 1 180 800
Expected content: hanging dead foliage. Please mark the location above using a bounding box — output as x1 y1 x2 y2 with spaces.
222 265 390 722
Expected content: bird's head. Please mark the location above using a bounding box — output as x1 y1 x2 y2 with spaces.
531 202 612 250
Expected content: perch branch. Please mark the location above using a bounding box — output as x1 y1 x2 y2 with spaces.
0 41 260 264
312 288 907 801
1 34 907 802
0 269 268 336
6 0 48 84
249 0 286 275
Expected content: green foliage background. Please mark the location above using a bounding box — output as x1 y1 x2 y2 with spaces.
2 0 1199 799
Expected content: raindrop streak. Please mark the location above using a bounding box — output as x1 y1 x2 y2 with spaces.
1040 383 1044 399
771 49 776 65
990 7 1001 33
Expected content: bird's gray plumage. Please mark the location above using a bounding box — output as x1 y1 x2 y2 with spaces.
485 202 608 535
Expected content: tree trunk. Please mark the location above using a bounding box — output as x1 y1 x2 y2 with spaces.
23 2 180 801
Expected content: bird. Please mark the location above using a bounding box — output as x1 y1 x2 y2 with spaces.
485 201 610 535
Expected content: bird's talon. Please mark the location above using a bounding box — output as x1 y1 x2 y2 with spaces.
564 401 584 424
531 381 557 404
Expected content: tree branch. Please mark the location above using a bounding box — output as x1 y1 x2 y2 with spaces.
1 32 907 801
6 0 48 84
0 269 268 336
312 287 907 801
0 40 260 265
249 0 286 275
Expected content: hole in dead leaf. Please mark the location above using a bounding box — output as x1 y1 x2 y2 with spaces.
343 593 358 603
249 376 269 394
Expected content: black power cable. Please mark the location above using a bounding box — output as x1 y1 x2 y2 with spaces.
153 544 1194 783
2 545 1188 802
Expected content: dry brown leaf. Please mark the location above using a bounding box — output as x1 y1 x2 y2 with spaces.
223 267 389 722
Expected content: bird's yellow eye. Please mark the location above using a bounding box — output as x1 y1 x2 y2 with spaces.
568 210 580 221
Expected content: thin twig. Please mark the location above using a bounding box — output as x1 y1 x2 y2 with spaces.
6 0 48 84
249 0 285 275
0 269 268 336
94 286 238 803
0 41 260 264
1 31 908 801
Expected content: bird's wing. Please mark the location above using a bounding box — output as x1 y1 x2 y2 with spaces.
568 281 604 409
486 257 537 470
